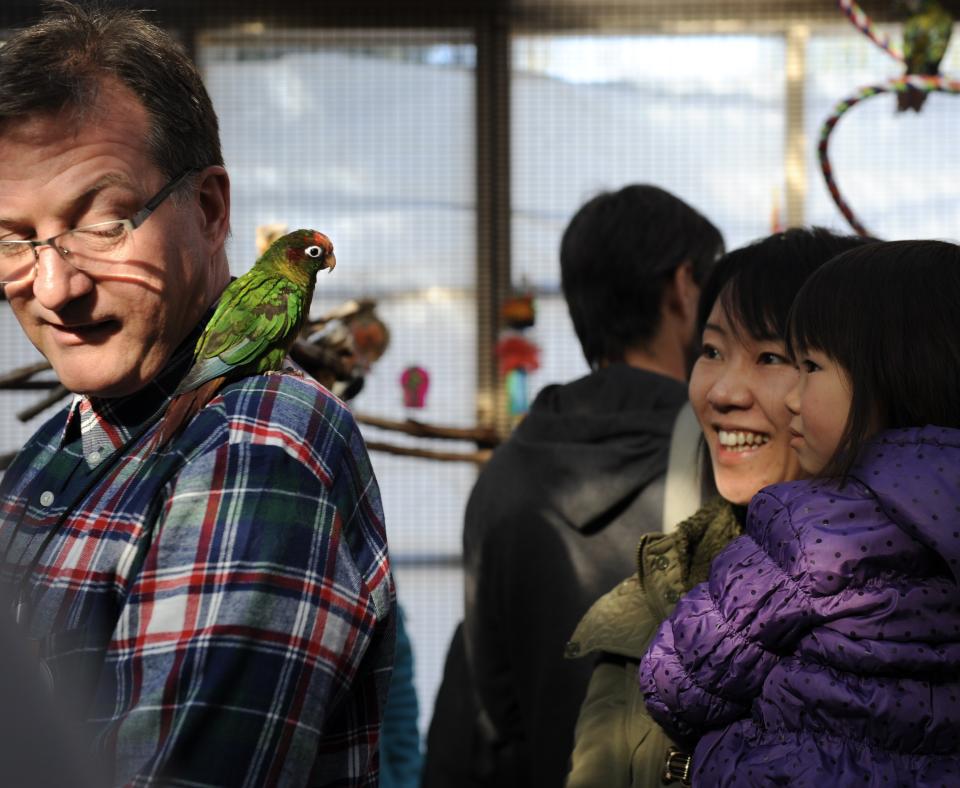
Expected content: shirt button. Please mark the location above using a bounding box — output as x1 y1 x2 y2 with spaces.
654 555 669 571
39 490 54 507
88 449 102 466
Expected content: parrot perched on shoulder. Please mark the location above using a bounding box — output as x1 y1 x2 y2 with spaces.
155 228 336 446
898 0 953 112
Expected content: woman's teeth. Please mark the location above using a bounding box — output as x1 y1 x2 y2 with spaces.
718 430 769 450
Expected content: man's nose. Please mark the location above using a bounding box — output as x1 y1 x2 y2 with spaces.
31 244 94 311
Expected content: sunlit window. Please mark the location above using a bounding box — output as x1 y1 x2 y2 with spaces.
512 34 786 392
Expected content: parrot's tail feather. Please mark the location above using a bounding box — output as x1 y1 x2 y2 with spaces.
154 377 227 450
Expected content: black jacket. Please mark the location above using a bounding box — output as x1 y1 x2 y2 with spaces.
424 364 686 788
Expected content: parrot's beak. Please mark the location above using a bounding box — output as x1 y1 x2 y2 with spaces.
311 231 336 272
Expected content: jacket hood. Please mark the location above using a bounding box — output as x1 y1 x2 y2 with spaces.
849 425 960 583
503 364 687 531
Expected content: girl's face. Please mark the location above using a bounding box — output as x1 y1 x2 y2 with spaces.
689 302 803 505
785 349 853 475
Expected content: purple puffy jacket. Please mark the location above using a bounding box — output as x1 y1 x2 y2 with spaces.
640 426 960 787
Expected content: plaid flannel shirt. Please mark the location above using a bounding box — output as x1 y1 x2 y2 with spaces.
0 324 395 787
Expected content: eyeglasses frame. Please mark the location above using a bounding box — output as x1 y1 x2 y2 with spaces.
0 168 197 283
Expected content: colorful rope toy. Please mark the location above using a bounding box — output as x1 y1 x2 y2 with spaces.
836 0 904 62
820 1 955 235
819 75 960 236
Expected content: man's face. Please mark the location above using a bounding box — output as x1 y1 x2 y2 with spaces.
0 81 227 397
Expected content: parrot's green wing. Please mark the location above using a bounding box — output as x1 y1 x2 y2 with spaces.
174 271 307 395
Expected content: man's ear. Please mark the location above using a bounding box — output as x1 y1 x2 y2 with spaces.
194 165 230 252
665 260 698 322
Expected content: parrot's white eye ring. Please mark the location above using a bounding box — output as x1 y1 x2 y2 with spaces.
305 245 324 258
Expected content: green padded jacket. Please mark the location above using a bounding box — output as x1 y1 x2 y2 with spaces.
563 498 742 788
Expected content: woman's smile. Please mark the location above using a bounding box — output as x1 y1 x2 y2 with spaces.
715 427 771 452
689 302 803 504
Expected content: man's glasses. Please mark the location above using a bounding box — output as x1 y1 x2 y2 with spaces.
0 169 196 285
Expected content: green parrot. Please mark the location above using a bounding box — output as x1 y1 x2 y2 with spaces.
156 228 336 446
898 0 953 112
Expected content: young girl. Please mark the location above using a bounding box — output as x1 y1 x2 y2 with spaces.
639 240 960 787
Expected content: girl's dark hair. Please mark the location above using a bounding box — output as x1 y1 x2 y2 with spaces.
786 239 960 479
696 227 879 342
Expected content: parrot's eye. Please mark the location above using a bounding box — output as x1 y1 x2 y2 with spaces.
305 245 324 258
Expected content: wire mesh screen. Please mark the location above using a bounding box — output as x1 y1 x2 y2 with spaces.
0 0 959 747
806 22 960 238
198 30 479 739
512 33 786 390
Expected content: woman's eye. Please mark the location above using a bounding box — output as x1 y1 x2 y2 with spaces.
801 359 821 374
700 343 721 361
758 352 788 366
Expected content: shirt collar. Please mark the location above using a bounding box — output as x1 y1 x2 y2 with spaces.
58 312 211 463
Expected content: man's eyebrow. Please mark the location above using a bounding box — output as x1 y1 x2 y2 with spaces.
0 172 137 230
73 172 138 205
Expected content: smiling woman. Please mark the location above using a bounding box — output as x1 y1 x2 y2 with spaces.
690 298 801 504
564 226 879 788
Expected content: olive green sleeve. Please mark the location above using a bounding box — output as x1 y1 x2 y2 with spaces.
566 656 685 788
566 659 635 788
626 670 683 788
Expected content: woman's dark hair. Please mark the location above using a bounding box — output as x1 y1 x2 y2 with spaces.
692 227 879 489
0 1 222 181
786 239 960 479
697 227 879 343
560 184 724 369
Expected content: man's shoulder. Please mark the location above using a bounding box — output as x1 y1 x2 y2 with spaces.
214 370 355 434
220 368 345 404
464 442 543 530
175 371 361 475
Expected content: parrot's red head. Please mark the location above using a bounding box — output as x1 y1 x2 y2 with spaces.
283 229 337 273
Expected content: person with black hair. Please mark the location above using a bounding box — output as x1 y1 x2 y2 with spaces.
565 227 878 787
640 239 960 786
424 185 723 788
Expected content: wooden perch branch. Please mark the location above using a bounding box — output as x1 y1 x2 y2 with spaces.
17 384 70 422
355 412 499 448
0 360 53 388
364 440 491 465
1 382 62 391
0 359 505 465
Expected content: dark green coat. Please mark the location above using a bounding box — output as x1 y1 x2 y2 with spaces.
564 498 742 788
